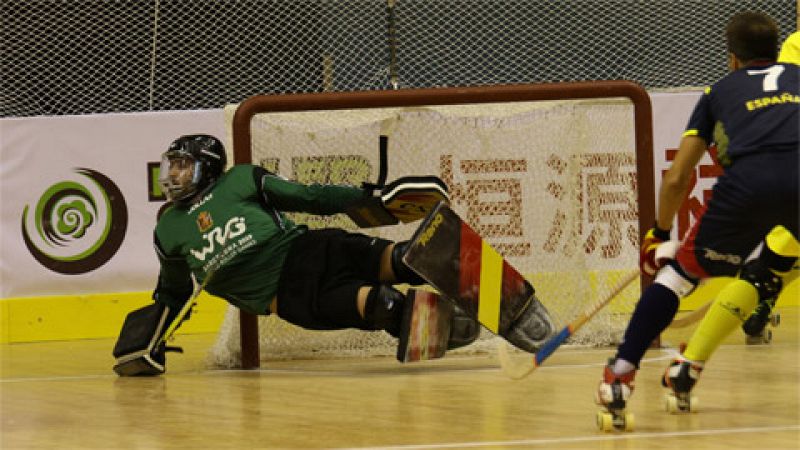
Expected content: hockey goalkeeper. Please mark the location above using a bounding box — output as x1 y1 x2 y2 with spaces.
113 134 553 375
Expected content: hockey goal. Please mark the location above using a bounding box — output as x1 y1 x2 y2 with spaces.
209 82 654 369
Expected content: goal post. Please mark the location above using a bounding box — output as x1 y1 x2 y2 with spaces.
226 81 655 369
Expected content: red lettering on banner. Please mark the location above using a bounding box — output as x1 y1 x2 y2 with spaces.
543 153 638 258
664 145 723 238
440 155 530 257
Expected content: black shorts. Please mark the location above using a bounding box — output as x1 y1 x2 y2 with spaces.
276 228 392 330
677 151 799 278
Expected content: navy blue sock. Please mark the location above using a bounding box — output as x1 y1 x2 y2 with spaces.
615 283 680 366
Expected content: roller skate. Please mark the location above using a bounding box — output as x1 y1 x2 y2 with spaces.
595 359 635 432
662 357 702 413
742 295 779 345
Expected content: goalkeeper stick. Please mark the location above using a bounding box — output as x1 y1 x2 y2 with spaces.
156 274 213 348
499 271 639 380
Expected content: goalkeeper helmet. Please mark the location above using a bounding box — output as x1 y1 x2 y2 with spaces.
159 134 227 202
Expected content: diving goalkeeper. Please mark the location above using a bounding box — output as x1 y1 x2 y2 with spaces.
113 134 553 375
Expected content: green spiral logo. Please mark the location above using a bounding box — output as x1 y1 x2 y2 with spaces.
21 168 128 274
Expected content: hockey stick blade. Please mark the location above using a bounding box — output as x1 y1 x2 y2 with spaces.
499 271 639 380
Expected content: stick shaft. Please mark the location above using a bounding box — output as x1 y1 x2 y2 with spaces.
158 276 212 346
532 271 638 368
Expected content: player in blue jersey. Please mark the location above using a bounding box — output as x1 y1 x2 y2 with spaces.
595 11 798 418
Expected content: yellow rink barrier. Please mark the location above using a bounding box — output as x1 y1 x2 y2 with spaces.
0 275 796 344
0 292 228 344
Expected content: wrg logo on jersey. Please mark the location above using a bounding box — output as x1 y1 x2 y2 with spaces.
21 168 128 274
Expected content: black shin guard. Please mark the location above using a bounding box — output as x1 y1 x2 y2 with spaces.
391 241 426 285
363 285 406 337
314 282 365 330
616 283 680 365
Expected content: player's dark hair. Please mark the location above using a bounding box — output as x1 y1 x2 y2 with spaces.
725 11 779 63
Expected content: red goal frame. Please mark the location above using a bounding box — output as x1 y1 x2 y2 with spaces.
230 81 655 369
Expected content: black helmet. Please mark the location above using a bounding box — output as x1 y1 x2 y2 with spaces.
159 134 227 202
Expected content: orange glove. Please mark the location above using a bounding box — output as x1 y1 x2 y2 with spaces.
640 226 672 275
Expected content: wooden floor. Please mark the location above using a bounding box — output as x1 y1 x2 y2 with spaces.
2 309 798 449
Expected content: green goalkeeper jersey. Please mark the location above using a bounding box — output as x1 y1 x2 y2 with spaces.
153 164 364 314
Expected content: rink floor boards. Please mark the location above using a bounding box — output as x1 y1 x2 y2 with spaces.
2 308 798 449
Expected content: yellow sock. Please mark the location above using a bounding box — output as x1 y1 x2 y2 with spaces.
683 280 758 362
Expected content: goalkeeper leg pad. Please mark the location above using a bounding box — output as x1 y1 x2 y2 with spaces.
396 289 480 362
391 241 426 285
112 303 178 376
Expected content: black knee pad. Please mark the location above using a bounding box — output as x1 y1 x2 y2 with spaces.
740 259 784 302
364 285 406 337
391 241 426 285
448 306 481 350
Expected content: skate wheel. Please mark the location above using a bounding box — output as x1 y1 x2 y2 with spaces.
665 394 679 413
764 329 773 343
771 313 781 327
623 412 635 431
689 396 699 413
596 411 614 432
665 393 695 413
746 334 765 345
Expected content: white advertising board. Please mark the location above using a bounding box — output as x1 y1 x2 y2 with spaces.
1 110 225 298
1 92 704 300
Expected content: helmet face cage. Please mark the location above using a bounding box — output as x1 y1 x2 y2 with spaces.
159 135 226 203
159 150 202 202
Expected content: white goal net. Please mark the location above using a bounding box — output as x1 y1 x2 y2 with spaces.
209 87 648 367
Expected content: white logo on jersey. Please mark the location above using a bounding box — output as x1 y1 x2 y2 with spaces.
703 248 741 265
190 216 247 261
188 193 214 214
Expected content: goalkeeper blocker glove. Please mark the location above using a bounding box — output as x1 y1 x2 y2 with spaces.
346 175 449 228
640 225 672 276
112 303 185 376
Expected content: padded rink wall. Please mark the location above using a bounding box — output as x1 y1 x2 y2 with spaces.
2 1 797 346
1 93 798 345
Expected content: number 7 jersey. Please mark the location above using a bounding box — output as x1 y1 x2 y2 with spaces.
683 62 798 166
